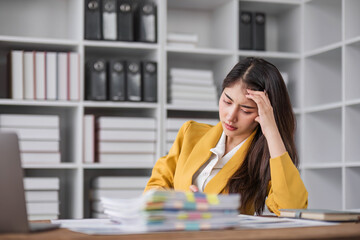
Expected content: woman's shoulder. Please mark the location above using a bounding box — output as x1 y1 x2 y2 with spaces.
182 120 217 130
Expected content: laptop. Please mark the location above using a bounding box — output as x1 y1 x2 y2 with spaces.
0 132 60 233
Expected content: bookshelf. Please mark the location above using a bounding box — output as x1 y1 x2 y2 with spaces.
0 0 359 219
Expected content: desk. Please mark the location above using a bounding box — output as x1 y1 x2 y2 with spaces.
0 222 359 240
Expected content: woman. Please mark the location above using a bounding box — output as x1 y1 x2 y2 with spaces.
144 57 308 216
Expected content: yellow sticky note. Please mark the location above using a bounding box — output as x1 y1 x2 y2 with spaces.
185 192 195 202
206 194 219 205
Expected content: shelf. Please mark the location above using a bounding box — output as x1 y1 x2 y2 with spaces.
0 99 79 107
345 104 360 163
22 163 78 169
304 47 342 107
345 167 360 210
83 101 158 109
84 40 158 50
303 108 342 164
345 0 360 41
239 0 301 53
83 163 154 169
345 41 360 101
301 163 343 170
303 102 343 113
304 0 342 52
303 168 342 209
304 42 342 58
166 46 233 60
0 35 79 48
0 0 81 41
167 0 236 50
238 50 300 59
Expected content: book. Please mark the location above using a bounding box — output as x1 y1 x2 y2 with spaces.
99 142 155 153
35 51 46 100
23 177 60 190
26 202 59 215
10 50 24 99
98 116 156 130
21 152 61 164
25 191 59 202
279 209 360 222
167 32 199 43
23 51 35 100
169 68 213 80
170 91 217 101
19 140 59 152
91 189 143 200
98 129 156 141
28 214 59 221
57 52 68 101
83 115 95 163
98 153 154 164
69 52 80 101
170 84 217 95
46 52 57 100
0 114 59 128
166 118 218 130
92 176 149 189
0 127 59 140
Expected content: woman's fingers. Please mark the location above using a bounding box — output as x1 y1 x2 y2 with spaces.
189 185 199 193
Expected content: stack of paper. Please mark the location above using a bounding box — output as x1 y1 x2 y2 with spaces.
0 114 61 164
96 116 156 166
101 190 240 232
166 118 219 152
24 177 60 220
167 32 199 49
91 176 149 218
168 68 218 107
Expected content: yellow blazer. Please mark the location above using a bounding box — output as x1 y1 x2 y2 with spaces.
144 121 308 215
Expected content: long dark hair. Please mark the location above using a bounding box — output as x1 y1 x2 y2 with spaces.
223 57 298 215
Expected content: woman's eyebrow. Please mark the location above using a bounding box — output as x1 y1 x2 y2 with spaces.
224 92 256 109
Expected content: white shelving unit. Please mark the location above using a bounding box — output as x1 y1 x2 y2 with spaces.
0 0 359 218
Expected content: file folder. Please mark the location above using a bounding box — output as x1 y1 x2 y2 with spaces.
85 59 107 100
239 11 253 50
102 0 117 40
135 1 157 43
108 60 126 101
126 61 141 101
142 61 157 102
253 12 266 51
117 0 134 41
85 0 102 40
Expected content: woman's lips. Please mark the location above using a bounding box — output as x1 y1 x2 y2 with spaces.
224 123 237 131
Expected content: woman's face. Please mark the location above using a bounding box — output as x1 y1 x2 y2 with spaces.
219 82 259 143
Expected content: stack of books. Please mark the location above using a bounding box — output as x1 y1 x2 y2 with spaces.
166 118 219 152
91 176 149 218
9 50 80 101
94 116 156 166
167 32 199 49
24 177 60 220
101 190 241 231
168 68 218 107
0 114 61 164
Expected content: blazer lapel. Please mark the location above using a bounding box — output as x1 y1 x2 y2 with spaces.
204 129 257 194
177 122 223 190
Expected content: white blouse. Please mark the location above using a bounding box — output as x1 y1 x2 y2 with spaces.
192 131 247 192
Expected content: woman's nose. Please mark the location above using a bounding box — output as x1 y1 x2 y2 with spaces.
226 107 237 122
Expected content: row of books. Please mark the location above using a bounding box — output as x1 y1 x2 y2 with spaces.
24 177 60 220
167 32 199 49
239 11 266 51
85 0 157 43
83 115 156 166
168 67 219 107
86 59 157 102
90 176 149 218
9 50 80 101
0 114 61 164
166 118 219 152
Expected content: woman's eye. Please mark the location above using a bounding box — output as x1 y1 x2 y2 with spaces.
241 109 251 114
223 100 231 105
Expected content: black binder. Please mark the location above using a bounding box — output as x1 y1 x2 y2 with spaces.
126 61 141 101
135 1 157 43
85 0 102 40
117 0 134 41
102 0 117 40
239 11 253 50
142 61 157 102
253 12 266 51
108 60 126 101
85 59 107 100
